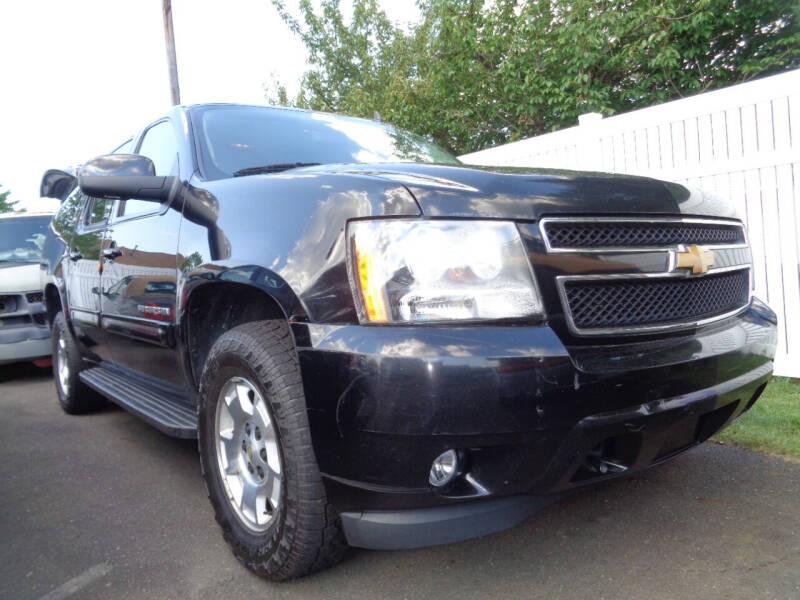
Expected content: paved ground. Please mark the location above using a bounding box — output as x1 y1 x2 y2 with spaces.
1 364 799 600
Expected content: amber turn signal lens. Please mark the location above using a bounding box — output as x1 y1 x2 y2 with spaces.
355 247 389 322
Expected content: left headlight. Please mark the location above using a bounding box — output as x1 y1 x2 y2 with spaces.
346 219 543 323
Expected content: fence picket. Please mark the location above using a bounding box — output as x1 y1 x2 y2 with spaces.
670 121 687 171
776 164 800 359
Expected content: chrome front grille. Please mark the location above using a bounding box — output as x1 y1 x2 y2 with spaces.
562 269 750 330
539 216 752 335
540 216 747 252
543 220 745 250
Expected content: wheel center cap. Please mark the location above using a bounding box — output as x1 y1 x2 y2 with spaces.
247 443 254 460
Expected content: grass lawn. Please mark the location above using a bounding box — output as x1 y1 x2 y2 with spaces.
715 377 800 460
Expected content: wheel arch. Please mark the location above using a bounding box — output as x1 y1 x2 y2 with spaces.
180 279 302 393
44 282 65 327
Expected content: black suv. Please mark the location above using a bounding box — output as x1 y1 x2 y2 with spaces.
44 104 777 580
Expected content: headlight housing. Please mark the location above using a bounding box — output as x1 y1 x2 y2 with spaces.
346 219 543 323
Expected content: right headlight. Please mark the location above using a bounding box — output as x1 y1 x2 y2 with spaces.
346 219 543 323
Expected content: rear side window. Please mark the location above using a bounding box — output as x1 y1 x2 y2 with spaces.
52 188 86 240
115 120 178 220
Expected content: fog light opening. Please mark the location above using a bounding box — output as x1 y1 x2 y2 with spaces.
429 449 460 487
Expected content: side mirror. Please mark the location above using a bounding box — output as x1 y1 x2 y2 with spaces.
40 168 77 201
78 154 177 202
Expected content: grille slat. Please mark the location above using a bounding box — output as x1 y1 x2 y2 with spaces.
563 270 750 330
545 221 745 249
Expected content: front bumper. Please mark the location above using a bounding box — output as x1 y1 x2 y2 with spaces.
0 293 51 365
293 298 777 548
0 336 52 365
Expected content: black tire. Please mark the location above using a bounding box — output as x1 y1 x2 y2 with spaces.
52 311 105 414
197 320 347 581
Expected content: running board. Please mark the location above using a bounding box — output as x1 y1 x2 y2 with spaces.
79 367 198 438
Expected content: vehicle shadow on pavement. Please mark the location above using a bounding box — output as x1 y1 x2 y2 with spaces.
0 361 53 384
2 374 799 600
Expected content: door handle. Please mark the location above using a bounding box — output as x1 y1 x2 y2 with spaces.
102 247 122 260
69 250 83 262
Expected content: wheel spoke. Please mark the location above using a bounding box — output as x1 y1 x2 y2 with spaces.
235 384 255 414
224 387 249 423
220 438 240 474
225 459 241 476
240 481 259 518
263 466 282 506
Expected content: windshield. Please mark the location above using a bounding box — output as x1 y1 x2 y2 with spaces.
0 215 51 263
192 105 460 180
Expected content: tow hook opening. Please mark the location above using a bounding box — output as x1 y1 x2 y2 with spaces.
571 434 640 483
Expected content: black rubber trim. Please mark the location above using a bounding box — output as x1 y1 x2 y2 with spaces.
79 366 197 438
340 494 562 550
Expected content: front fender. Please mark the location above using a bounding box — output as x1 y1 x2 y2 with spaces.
176 171 422 324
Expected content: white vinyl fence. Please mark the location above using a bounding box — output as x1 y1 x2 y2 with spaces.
461 69 800 377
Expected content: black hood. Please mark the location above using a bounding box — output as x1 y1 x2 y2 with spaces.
303 163 738 221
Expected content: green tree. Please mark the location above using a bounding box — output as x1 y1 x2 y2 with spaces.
268 0 800 155
0 183 22 213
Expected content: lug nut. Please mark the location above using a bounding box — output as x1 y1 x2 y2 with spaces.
242 440 247 451
255 427 261 440
245 423 251 435
260 448 267 461
247 463 254 473
257 466 264 479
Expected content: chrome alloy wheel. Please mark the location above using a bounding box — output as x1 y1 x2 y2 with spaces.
56 335 69 396
215 376 282 533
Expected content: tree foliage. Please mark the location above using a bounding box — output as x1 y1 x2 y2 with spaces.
0 183 21 213
269 0 800 155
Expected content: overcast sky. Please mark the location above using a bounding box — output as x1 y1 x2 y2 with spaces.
0 0 419 211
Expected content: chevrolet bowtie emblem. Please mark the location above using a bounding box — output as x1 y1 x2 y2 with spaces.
675 245 715 274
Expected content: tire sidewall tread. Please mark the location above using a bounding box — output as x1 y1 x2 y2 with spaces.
52 312 104 414
197 319 346 581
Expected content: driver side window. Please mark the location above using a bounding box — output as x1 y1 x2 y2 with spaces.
112 138 134 154
115 120 178 220
138 120 178 176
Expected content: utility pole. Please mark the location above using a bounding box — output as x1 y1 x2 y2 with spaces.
162 0 181 105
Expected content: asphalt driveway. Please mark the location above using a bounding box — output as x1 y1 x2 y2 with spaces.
1 363 798 600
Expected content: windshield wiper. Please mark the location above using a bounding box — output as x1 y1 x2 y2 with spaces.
232 162 322 177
